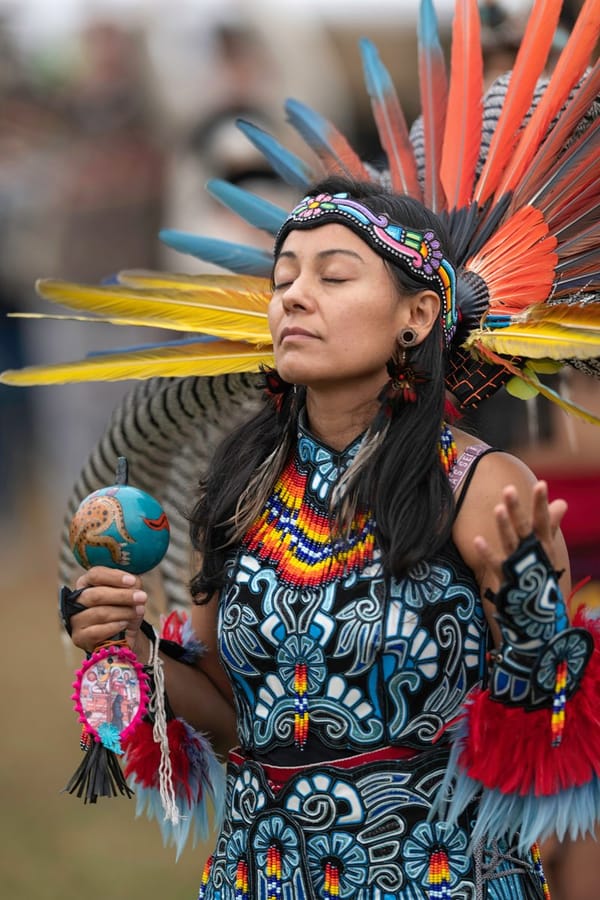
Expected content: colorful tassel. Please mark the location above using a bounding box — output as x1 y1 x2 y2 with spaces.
197 855 213 900
438 423 458 475
235 858 249 900
428 848 451 899
294 661 309 750
551 659 568 747
531 842 551 899
323 859 341 899
266 844 282 900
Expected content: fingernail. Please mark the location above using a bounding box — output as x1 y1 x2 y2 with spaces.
122 574 136 586
133 590 147 604
135 606 145 617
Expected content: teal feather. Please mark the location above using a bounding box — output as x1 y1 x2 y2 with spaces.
158 230 273 275
285 97 370 180
205 179 287 235
236 119 313 190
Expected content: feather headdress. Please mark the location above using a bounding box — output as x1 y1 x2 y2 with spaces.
2 0 600 597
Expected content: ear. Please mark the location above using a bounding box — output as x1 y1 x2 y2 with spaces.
399 289 441 343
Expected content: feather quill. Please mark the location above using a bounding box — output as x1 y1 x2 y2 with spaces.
417 0 448 212
235 119 314 190
35 277 272 342
468 342 600 424
158 230 273 276
530 118 600 225
439 0 483 210
0 341 274 386
473 0 562 205
557 221 600 259
285 98 371 181
494 0 600 200
509 59 600 211
359 38 421 197
205 179 287 235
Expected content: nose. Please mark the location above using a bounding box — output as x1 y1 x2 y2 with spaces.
280 272 315 313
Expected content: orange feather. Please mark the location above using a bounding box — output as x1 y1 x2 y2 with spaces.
360 39 422 198
494 0 600 200
439 0 483 209
418 0 448 212
473 0 562 205
466 206 557 313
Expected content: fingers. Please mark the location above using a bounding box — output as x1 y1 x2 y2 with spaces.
473 480 567 584
69 566 147 654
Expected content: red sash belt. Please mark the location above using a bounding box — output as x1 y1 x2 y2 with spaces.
228 744 418 791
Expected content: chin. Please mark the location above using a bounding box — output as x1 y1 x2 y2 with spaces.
274 360 314 386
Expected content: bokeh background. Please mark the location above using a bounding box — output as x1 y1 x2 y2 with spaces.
1 1 599 898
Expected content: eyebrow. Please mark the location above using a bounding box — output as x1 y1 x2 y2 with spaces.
276 248 366 263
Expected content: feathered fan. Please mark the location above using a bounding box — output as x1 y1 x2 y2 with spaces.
2 0 600 606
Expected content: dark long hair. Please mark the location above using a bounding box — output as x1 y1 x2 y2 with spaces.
190 176 455 600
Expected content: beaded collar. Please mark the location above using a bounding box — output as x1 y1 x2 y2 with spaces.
242 416 457 588
242 415 377 587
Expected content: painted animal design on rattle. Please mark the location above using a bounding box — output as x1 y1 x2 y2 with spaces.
69 493 135 568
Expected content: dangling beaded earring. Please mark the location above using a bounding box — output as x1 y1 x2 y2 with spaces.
387 328 421 403
261 365 292 413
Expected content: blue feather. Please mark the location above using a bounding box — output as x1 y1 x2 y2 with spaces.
159 230 273 276
418 0 441 48
360 37 392 97
205 179 287 235
284 97 369 180
285 97 332 150
433 713 600 854
236 119 313 190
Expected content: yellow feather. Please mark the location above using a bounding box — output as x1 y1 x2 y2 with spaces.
0 341 274 386
523 300 600 328
116 270 271 294
465 320 600 359
35 278 272 342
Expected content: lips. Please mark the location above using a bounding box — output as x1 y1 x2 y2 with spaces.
279 327 318 343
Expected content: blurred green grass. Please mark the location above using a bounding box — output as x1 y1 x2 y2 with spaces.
1 499 211 900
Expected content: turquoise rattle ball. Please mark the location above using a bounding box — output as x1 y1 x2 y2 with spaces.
69 457 170 575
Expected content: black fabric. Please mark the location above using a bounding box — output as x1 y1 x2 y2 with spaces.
59 586 87 636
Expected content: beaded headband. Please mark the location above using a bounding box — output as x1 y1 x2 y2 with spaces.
274 191 457 344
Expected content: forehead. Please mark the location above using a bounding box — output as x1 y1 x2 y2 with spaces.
276 222 382 262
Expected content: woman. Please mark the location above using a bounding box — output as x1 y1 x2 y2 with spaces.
68 178 574 898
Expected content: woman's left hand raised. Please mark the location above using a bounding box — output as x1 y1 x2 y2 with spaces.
473 480 568 584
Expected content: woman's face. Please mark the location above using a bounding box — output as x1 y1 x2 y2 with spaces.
269 223 409 391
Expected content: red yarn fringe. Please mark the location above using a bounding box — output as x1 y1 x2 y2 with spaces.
458 609 600 797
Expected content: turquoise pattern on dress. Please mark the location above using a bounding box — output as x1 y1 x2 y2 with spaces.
199 426 548 899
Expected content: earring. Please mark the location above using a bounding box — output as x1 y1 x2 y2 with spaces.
385 330 422 404
398 328 418 347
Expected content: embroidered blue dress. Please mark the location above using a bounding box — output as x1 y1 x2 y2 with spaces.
200 419 547 899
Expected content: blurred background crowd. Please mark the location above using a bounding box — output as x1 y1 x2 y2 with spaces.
0 1 598 898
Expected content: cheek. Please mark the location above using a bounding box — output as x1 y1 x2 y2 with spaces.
267 298 279 334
